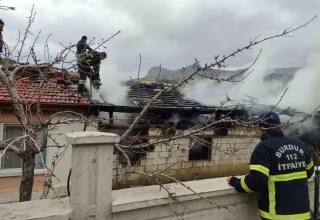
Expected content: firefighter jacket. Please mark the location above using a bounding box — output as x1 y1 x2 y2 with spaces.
76 39 93 55
77 51 101 71
77 51 102 88
229 129 314 220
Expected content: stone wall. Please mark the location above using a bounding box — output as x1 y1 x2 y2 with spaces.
112 126 260 189
1 177 317 220
0 131 317 220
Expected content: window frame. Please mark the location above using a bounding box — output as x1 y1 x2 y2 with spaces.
0 123 47 177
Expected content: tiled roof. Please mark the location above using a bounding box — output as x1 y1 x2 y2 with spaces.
0 67 89 106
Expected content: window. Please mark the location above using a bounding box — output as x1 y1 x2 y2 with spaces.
1 124 47 170
1 125 24 169
215 127 228 136
104 128 149 164
214 121 230 136
188 138 212 161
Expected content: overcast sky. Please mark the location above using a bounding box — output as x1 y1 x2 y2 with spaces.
1 0 320 80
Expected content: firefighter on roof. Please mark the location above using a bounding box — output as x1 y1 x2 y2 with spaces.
228 111 314 220
76 36 93 58
77 51 107 93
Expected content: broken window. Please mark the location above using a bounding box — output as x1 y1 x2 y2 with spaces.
188 138 212 160
215 121 230 136
215 127 228 136
105 128 149 164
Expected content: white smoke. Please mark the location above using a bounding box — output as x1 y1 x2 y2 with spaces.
181 47 280 106
99 61 129 105
181 28 320 138
182 28 320 115
278 27 320 113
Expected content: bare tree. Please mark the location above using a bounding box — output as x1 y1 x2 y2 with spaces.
0 5 120 201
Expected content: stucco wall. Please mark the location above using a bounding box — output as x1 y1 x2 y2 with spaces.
0 115 97 203
0 175 45 203
112 126 260 189
46 119 97 185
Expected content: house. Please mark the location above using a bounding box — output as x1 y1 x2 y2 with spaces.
0 66 98 203
1 67 317 202
95 82 259 189
98 82 320 190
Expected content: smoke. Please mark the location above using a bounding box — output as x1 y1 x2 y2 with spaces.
180 27 320 140
97 61 131 122
99 61 129 105
181 47 280 106
281 113 320 145
277 28 320 113
167 113 213 128
168 114 180 127
182 27 320 115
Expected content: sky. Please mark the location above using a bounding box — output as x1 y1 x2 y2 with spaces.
1 0 320 107
1 0 319 78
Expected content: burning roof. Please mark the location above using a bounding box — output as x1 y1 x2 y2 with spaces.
127 82 205 108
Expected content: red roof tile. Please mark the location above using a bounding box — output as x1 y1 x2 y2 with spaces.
0 77 89 106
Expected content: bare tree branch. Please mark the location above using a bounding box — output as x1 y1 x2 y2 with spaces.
121 88 168 139
197 49 262 83
0 135 26 157
16 5 36 64
136 53 142 99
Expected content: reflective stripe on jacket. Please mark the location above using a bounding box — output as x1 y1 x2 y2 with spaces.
231 129 314 220
77 51 101 68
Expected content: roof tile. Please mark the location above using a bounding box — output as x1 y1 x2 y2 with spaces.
0 70 89 106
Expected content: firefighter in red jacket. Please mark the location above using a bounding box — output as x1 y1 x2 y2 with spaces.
228 111 314 220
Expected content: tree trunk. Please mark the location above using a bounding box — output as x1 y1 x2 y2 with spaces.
19 152 35 202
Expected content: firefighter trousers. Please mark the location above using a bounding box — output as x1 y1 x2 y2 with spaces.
77 64 100 92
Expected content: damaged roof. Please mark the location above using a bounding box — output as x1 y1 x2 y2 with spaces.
127 82 205 108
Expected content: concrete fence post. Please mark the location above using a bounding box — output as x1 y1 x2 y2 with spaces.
66 131 120 220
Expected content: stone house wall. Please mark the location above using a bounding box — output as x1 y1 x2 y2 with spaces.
112 126 260 189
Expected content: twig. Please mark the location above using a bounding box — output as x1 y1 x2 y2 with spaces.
121 87 168 138
0 135 27 159
16 5 36 64
136 54 142 100
156 64 162 84
197 49 262 83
